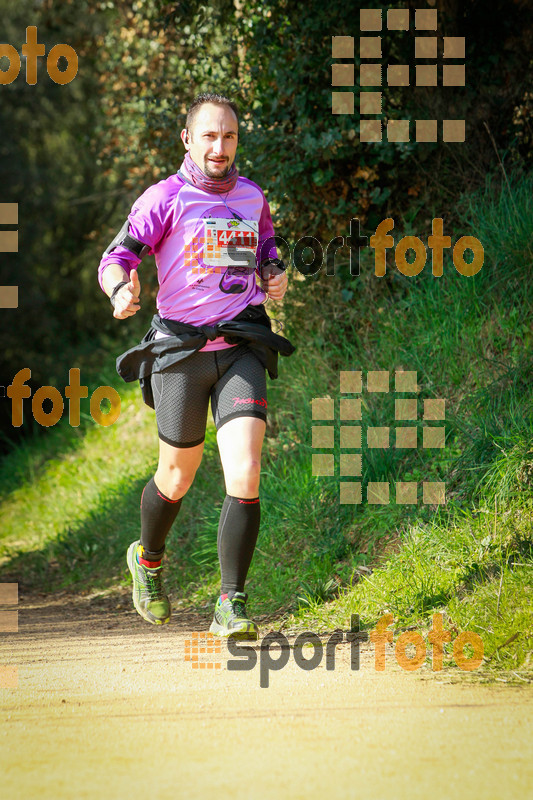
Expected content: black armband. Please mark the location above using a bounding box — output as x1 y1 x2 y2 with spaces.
110 281 128 309
103 220 151 259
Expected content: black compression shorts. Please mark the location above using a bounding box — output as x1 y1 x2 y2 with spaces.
151 342 267 448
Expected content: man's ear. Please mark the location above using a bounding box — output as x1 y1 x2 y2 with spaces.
180 128 190 150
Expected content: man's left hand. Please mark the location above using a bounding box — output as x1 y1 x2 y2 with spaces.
263 270 288 301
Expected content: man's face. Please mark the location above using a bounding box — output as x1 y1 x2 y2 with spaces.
181 103 239 178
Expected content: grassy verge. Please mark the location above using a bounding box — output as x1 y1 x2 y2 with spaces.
0 172 531 679
277 170 533 678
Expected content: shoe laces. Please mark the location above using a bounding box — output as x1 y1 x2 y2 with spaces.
144 567 164 599
231 593 248 618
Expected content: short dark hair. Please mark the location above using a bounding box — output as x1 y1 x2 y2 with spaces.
185 92 239 137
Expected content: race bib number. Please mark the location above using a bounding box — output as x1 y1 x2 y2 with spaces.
203 217 259 269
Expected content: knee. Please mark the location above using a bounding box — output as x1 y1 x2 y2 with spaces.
226 458 261 497
155 465 196 500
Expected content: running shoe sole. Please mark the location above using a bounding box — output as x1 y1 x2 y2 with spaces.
209 618 258 640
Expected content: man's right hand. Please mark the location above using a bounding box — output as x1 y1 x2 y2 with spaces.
113 269 141 319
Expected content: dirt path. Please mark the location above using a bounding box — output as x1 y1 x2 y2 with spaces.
1 591 532 800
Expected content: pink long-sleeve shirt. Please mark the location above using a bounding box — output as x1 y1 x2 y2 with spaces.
98 171 278 351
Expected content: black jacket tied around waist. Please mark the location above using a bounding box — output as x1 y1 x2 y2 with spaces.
116 303 296 409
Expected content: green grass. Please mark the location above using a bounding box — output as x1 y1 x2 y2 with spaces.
292 500 532 671
0 171 531 678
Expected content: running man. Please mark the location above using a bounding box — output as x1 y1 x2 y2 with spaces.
98 93 293 639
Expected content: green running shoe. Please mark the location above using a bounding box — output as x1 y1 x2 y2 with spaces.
209 591 258 640
126 540 171 625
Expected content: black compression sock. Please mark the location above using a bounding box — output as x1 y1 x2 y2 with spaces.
140 477 182 554
217 495 260 597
